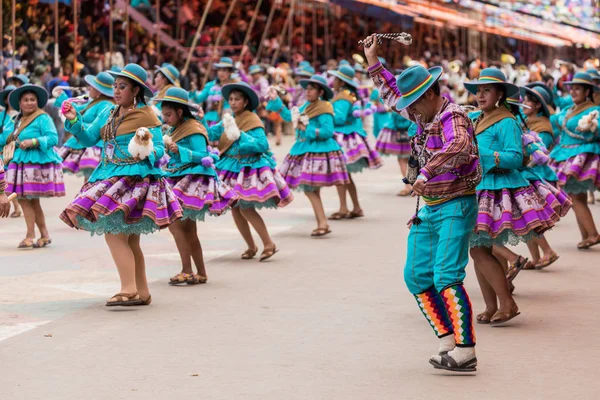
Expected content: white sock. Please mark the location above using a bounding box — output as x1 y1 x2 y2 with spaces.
438 334 456 354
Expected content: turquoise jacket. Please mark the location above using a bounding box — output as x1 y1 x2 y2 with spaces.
408 122 418 137
190 80 231 125
553 87 573 111
475 117 529 191
11 113 63 165
0 110 15 153
266 97 341 156
165 127 217 178
382 111 412 133
56 95 113 149
332 97 366 137
549 103 600 162
64 105 165 182
207 122 275 173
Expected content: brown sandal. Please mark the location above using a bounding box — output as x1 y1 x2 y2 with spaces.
10 210 21 218
345 210 364 219
169 273 195 285
106 292 143 307
311 227 331 237
18 238 35 249
34 237 52 248
506 256 527 283
535 252 559 270
139 295 152 306
476 309 496 324
328 212 346 220
490 306 520 326
397 186 412 197
241 247 258 260
260 245 278 262
577 236 600 250
187 274 208 285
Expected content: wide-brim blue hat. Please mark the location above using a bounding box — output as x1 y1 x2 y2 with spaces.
328 65 358 89
154 63 180 85
464 67 518 97
564 72 600 93
248 65 264 75
0 85 17 107
299 75 334 101
294 67 314 77
354 63 366 73
520 86 550 117
153 87 198 111
84 72 115 97
526 82 554 103
395 65 443 111
214 57 235 70
8 84 49 111
10 74 29 86
109 63 154 97
221 82 259 111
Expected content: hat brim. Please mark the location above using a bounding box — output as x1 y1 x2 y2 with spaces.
299 79 334 101
395 67 444 111
327 70 358 89
221 83 259 111
109 70 154 98
155 66 179 86
84 75 114 98
0 88 15 107
294 69 313 77
520 87 549 118
8 84 49 111
563 80 600 93
214 64 235 70
153 97 199 111
464 78 519 97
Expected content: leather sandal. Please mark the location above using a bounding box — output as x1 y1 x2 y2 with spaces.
534 252 559 270
577 236 600 250
311 227 331 237
187 274 208 285
260 245 278 262
106 292 143 307
139 295 152 306
34 237 52 248
241 247 258 260
328 212 346 220
490 306 520 326
506 256 527 283
345 210 364 219
476 309 496 324
10 210 21 218
429 354 477 372
18 238 35 249
169 273 195 285
397 186 412 197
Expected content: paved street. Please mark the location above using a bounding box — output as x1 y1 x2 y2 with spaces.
0 136 598 399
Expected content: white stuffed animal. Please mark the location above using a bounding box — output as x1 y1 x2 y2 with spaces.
291 106 300 129
577 110 599 132
222 113 241 141
128 127 155 160
162 134 173 147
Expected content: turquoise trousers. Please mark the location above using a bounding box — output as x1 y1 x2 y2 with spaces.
404 195 477 294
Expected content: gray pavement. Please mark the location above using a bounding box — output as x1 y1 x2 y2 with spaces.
0 136 598 399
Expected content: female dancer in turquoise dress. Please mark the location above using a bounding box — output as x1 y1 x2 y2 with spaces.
328 65 382 220
465 69 560 325
520 86 571 269
208 82 293 261
60 64 183 307
157 87 237 284
56 72 115 181
5 84 65 249
549 72 600 249
266 74 349 236
0 84 20 217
